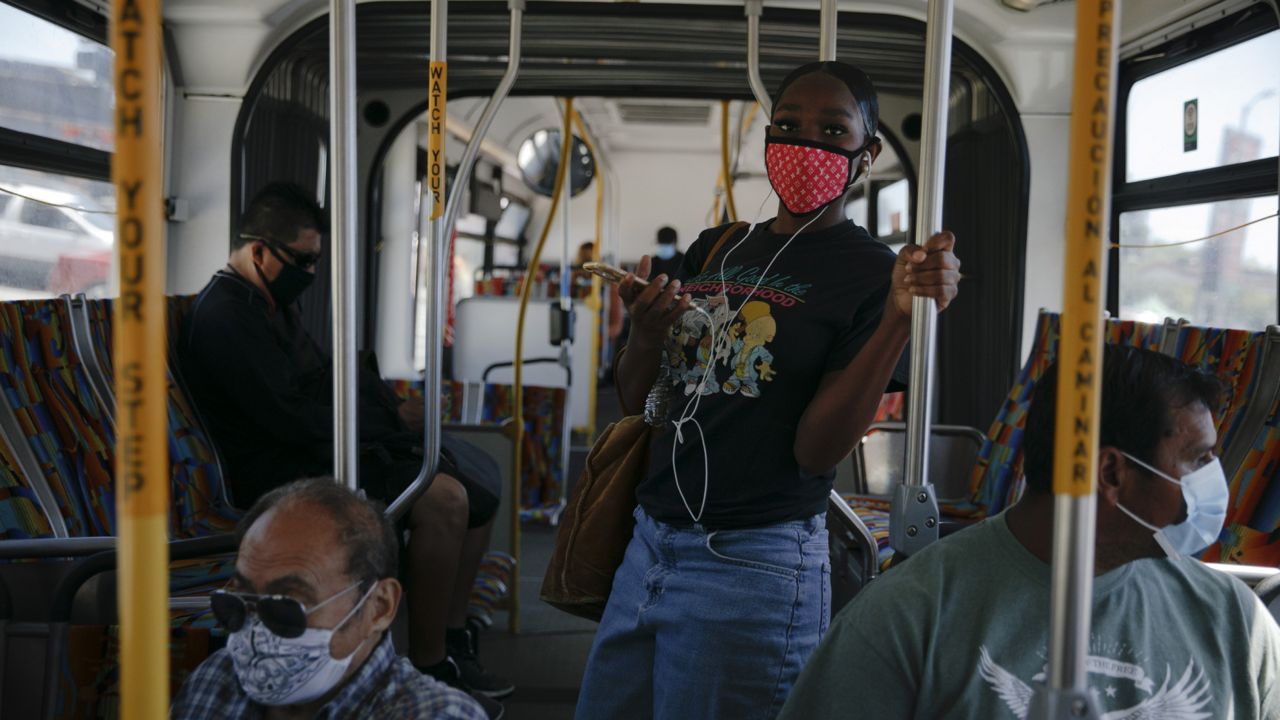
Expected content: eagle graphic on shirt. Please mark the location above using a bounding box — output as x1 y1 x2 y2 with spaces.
978 645 1213 719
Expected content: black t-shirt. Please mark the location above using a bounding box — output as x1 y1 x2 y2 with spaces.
635 220 908 529
649 250 685 281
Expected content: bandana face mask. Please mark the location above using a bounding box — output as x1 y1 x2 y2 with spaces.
764 135 874 217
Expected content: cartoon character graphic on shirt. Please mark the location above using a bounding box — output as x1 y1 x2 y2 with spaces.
664 296 732 396
978 645 1213 719
722 301 778 398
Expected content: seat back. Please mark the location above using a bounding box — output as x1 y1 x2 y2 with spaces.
1203 327 1280 566
855 423 983 501
1165 324 1268 471
965 312 1167 516
0 301 116 536
393 379 568 519
0 431 55 539
80 297 238 538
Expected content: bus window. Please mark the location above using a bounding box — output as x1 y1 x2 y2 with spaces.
0 3 114 152
1112 8 1279 328
1119 197 1278 328
1125 30 1278 183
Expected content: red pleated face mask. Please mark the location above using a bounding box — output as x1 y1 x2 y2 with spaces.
765 136 872 217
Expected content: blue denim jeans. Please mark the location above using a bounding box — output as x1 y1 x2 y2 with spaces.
575 506 830 720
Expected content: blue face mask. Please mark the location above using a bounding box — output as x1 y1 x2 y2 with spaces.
1115 453 1228 558
655 244 677 260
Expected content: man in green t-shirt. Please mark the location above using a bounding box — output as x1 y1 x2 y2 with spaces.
779 345 1280 719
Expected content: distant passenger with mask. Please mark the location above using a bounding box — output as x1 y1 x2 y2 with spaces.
779 345 1280 720
648 226 683 280
576 61 961 719
172 478 486 719
180 183 511 716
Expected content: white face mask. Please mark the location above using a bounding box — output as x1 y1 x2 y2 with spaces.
1114 453 1228 559
655 244 677 260
228 582 376 707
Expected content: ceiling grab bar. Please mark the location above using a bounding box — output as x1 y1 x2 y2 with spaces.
818 0 837 62
891 0 953 560
388 0 450 519
331 0 360 490
745 0 771 116
512 98 576 634
1027 2 1117 719
719 100 740 222
441 0 526 245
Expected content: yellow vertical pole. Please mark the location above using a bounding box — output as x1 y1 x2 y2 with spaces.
1031 1 1118 716
112 0 169 717
719 100 739 222
573 114 604 443
513 98 574 633
1053 0 1116 502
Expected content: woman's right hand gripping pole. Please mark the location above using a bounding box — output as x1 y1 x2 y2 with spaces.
615 254 693 414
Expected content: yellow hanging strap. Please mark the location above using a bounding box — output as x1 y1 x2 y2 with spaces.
720 99 739 222
573 113 605 443
1054 0 1116 497
512 98 575 632
112 0 169 717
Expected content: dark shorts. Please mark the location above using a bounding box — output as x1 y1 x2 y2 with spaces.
362 434 501 529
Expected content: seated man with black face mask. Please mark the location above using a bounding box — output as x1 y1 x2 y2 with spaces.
779 345 1280 719
180 183 512 714
171 478 486 719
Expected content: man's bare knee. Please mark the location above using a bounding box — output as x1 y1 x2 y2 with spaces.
411 473 470 527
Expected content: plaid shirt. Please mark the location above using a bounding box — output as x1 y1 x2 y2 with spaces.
171 634 486 719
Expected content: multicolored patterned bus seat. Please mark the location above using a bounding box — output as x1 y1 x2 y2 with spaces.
0 300 115 536
82 297 240 538
392 378 568 521
0 431 54 538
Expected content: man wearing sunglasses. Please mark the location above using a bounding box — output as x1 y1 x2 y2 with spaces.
180 183 512 711
172 478 487 719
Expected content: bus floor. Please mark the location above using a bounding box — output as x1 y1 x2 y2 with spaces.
475 383 625 718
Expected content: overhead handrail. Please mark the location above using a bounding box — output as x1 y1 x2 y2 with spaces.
388 0 451 520
441 0 526 243
1026 2 1117 719
818 0 838 61
745 0 772 115
110 0 169 716
331 0 359 490
512 97 576 633
892 0 953 559
720 99 739 222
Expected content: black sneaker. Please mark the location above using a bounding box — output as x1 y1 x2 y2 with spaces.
419 657 505 719
447 625 516 699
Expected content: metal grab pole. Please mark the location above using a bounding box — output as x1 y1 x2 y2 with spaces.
818 0 838 62
1028 2 1117 718
388 0 447 519
111 1 169 716
330 0 359 489
441 0 525 240
745 0 772 116
892 0 953 558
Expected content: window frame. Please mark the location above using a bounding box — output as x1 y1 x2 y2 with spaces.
0 0 112 183
1108 4 1280 323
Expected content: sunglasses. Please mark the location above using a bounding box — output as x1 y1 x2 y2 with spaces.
240 233 322 270
211 582 361 638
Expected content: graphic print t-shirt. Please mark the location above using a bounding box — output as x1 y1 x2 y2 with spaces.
777 513 1280 720
634 220 908 529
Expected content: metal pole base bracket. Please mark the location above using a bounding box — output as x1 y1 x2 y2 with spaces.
889 484 940 558
1028 688 1102 720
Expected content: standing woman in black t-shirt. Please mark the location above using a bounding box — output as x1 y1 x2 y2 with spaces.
574 61 961 720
